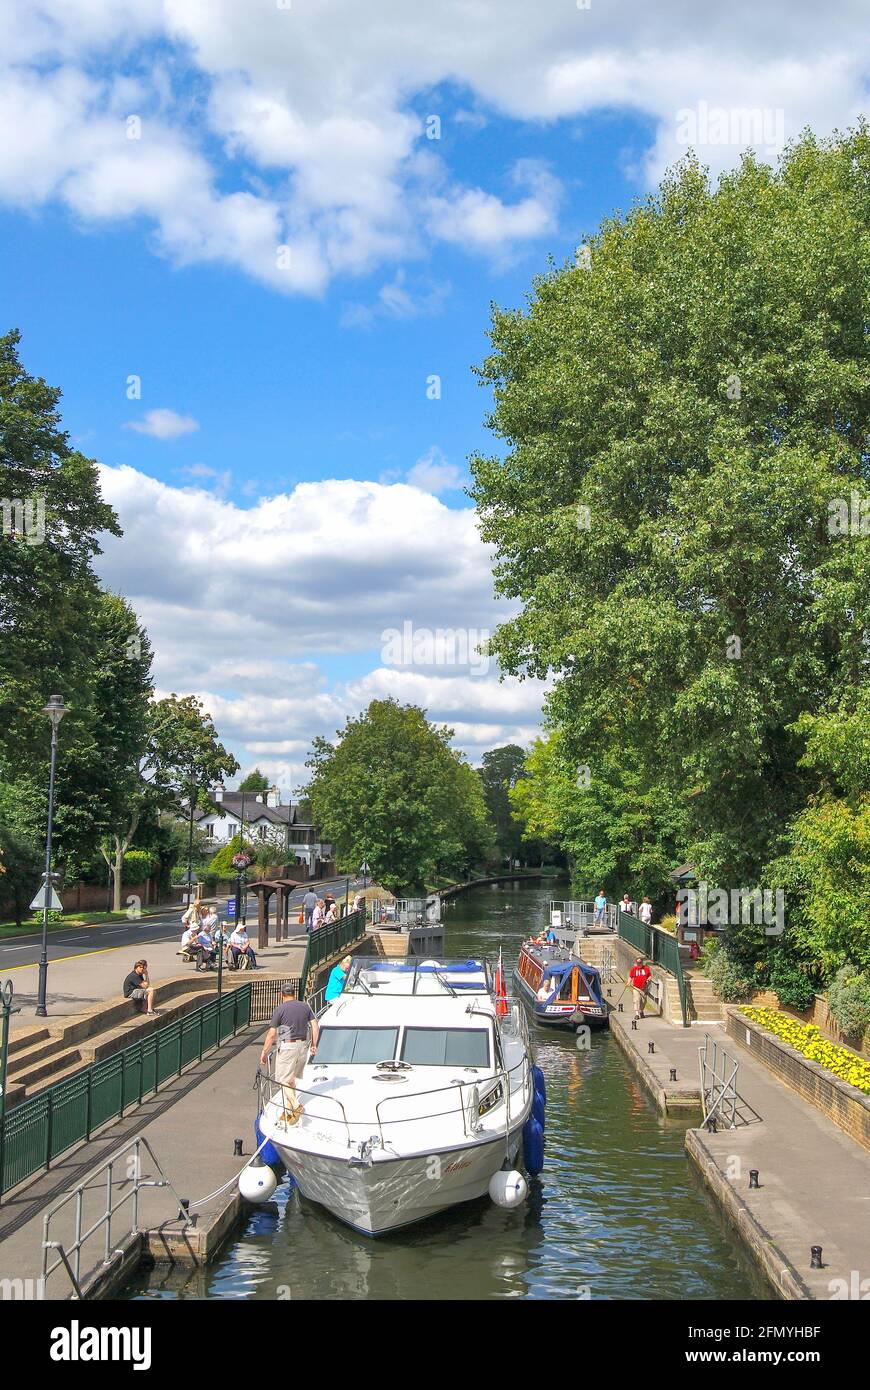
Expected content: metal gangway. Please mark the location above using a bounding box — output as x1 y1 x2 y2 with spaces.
698 1035 761 1130
369 897 441 930
549 899 617 938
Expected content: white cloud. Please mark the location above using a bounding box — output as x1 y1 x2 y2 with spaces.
3 1 866 293
405 446 465 494
125 408 200 440
95 463 546 771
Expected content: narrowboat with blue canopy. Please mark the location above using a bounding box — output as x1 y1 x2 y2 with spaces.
514 940 608 1029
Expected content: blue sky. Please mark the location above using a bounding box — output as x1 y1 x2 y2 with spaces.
2 0 866 791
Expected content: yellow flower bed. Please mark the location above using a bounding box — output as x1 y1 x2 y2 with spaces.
741 1007 870 1095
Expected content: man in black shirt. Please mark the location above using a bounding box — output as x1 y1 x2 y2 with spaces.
123 960 157 1014
260 984 320 1123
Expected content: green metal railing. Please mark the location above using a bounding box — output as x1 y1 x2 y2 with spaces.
0 983 252 1199
298 908 365 999
617 909 689 1027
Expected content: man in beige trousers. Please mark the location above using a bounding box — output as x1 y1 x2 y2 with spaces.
260 984 320 1124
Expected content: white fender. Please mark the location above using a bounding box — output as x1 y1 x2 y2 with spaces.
239 1161 278 1203
488 1169 528 1209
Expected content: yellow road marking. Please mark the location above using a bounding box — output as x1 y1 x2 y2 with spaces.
1 935 174 972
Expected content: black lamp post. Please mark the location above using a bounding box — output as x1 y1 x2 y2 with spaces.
239 789 247 926
232 852 251 931
36 695 68 1018
185 765 197 908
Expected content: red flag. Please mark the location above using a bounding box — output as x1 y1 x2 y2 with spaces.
495 949 508 1016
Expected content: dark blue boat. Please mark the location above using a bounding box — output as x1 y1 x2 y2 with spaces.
513 940 608 1029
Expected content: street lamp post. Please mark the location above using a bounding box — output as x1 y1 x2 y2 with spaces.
239 789 247 926
36 695 68 1018
185 766 196 908
0 979 21 1197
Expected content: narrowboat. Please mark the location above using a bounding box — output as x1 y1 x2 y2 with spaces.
514 941 608 1029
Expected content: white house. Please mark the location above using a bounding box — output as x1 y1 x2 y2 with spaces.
194 785 333 876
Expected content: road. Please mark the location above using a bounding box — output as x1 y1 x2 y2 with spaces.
0 875 357 973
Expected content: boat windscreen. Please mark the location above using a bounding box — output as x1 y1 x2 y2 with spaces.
315 1026 399 1064
400 1028 490 1067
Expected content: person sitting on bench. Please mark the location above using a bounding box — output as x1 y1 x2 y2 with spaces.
228 925 257 970
180 921 199 962
195 923 217 971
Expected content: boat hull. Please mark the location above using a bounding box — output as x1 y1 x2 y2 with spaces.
273 1129 525 1236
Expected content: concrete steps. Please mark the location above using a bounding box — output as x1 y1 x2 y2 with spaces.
6 978 246 1102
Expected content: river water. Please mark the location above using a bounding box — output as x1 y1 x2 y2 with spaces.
126 882 770 1301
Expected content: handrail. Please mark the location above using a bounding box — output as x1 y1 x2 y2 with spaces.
298 908 365 999
550 900 617 934
41 1135 190 1298
617 909 689 1027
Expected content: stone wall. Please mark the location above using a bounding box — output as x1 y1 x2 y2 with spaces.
727 1007 870 1153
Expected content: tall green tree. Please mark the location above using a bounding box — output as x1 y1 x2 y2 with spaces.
305 699 492 892
471 128 870 898
238 768 270 794
478 744 527 865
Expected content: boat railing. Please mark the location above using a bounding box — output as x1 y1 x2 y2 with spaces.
373 1051 531 1142
256 1064 354 1147
256 1022 532 1151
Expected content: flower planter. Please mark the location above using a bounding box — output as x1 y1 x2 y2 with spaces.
728 1007 870 1152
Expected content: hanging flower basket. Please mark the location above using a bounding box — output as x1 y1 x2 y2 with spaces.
232 853 252 870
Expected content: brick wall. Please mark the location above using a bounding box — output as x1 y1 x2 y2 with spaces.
727 1007 870 1153
60 879 157 912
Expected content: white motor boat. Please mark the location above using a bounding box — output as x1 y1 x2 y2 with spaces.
255 958 537 1236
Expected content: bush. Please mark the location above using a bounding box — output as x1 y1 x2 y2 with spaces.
659 914 676 934
208 835 258 878
826 965 870 1041
768 949 818 1012
121 849 158 884
702 940 756 1002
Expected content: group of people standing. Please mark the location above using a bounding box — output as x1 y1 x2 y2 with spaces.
180 900 257 970
300 888 365 932
592 890 653 925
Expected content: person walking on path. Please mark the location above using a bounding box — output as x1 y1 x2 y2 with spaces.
302 887 318 933
593 890 607 927
619 892 634 915
260 984 320 1124
123 959 158 1014
638 896 653 926
628 956 652 1020
324 954 352 1002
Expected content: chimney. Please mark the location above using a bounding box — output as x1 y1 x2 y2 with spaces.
267 784 280 808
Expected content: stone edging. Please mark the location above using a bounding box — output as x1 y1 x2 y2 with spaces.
684 1129 811 1301
727 1007 870 1153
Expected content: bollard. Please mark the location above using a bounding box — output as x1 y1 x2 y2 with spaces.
233 1139 244 1157
631 1018 637 1030
810 1246 823 1269
749 1170 759 1189
669 1068 677 1082
707 1115 717 1133
648 1041 655 1054
180 1198 190 1212
617 1002 623 1013
607 989 612 998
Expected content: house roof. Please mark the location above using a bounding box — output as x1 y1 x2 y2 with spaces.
194 794 302 828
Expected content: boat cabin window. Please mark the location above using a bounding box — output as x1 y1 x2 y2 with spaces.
400 1028 490 1067
315 1027 399 1064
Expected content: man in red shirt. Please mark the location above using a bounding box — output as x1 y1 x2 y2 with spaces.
628 956 652 1019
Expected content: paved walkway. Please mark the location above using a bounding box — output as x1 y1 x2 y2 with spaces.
609 1008 870 1299
0 1029 265 1297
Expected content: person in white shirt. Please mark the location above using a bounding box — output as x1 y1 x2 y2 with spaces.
229 926 257 969
639 897 653 925
180 923 198 956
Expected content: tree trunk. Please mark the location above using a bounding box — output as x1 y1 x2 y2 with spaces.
112 836 125 913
